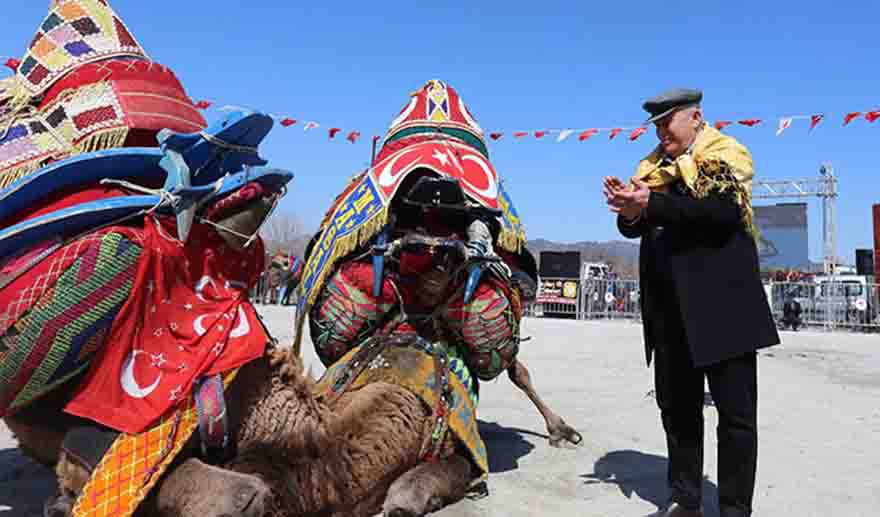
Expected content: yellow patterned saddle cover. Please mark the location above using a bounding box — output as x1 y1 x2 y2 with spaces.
318 340 488 475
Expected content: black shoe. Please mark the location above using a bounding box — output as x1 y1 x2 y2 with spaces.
658 502 704 517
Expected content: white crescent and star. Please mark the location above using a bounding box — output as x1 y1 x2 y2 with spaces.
460 154 498 199
377 148 423 188
120 350 162 399
195 276 218 302
230 306 251 338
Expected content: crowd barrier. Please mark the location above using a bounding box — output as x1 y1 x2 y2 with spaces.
525 277 879 333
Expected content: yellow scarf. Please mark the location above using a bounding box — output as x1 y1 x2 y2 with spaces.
632 123 757 236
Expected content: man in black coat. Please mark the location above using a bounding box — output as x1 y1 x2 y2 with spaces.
603 88 779 517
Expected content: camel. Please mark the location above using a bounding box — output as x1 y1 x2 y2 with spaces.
5 191 581 517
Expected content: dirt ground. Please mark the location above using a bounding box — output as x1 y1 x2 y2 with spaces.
2 305 878 516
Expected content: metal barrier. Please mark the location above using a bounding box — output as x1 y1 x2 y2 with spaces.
581 279 641 321
768 280 879 333
524 276 878 334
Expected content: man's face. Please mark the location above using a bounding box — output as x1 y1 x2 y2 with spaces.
654 107 702 158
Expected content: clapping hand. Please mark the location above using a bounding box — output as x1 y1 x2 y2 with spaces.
603 176 650 220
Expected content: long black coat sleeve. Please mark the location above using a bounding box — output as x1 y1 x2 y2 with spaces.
616 214 647 239
645 190 741 229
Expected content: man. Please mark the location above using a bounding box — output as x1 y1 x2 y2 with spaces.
781 294 803 331
603 89 779 517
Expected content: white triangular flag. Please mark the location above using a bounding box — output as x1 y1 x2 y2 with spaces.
556 129 575 142
303 121 319 131
776 117 793 136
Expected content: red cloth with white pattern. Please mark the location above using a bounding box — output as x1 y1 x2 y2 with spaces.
65 215 268 434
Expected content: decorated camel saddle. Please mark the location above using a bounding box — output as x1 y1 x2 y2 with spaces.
295 79 542 479
0 2 292 515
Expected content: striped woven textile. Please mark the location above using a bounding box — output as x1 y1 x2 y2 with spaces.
0 231 142 415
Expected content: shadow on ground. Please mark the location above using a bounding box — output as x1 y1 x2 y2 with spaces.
0 447 55 516
582 449 720 516
477 420 540 474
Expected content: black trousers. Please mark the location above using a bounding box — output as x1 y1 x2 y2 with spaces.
653 336 758 517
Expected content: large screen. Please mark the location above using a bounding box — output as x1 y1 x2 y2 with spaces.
753 203 809 270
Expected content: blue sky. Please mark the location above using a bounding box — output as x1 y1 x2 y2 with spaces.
3 1 878 262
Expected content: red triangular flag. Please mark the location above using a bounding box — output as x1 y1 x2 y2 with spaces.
513 132 528 138
629 127 647 141
4 58 20 71
738 119 762 127
578 129 598 141
329 128 341 139
534 131 547 139
866 111 880 123
489 132 504 141
609 128 622 140
714 121 733 130
346 131 360 143
194 100 212 110
280 118 297 127
809 114 824 131
843 112 862 126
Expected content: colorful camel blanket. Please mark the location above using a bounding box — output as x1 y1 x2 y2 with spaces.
0 229 142 415
65 215 269 434
318 339 488 475
72 369 239 517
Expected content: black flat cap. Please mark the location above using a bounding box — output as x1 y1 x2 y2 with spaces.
642 88 703 123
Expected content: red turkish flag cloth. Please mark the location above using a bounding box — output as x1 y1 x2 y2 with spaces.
4 58 20 71
609 128 622 140
280 118 297 127
843 112 862 126
629 127 647 141
809 114 824 131
65 216 268 434
578 129 598 141
534 131 547 139
513 132 528 138
346 131 361 143
329 128 342 139
714 121 733 130
866 111 880 123
489 132 503 140
738 119 762 127
194 100 212 110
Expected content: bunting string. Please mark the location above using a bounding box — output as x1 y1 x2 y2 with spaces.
2 60 875 145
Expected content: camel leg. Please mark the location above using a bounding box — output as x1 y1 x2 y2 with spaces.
382 454 472 517
507 360 583 447
139 458 271 517
3 416 66 467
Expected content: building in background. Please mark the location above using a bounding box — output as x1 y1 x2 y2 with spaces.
754 203 810 270
874 204 880 277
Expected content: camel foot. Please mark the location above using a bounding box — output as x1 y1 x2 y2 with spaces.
383 455 472 517
548 417 583 447
151 458 271 517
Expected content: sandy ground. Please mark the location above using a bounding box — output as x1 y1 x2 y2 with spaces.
2 305 879 516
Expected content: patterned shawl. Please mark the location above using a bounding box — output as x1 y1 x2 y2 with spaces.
632 122 757 236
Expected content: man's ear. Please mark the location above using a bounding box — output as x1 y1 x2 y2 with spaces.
692 108 704 127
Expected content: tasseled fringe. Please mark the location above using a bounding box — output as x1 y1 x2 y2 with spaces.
0 160 43 190
75 127 129 154
497 228 525 253
691 161 759 239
